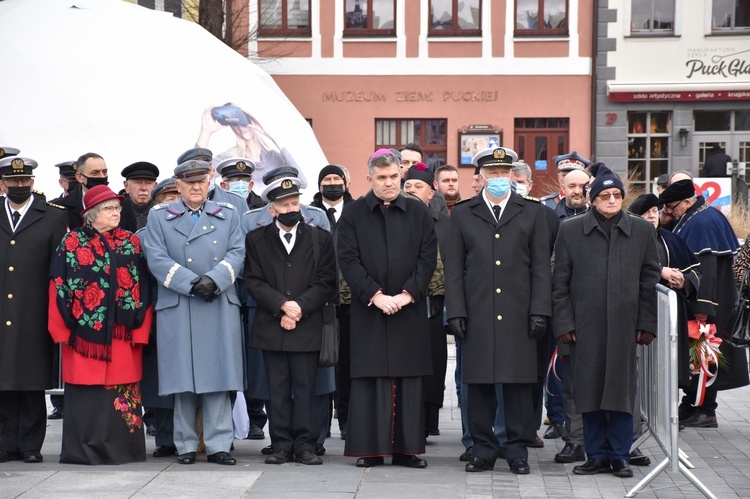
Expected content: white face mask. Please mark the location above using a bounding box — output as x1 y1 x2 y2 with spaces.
513 181 528 197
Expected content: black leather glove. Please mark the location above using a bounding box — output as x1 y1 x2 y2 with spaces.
190 275 218 302
529 315 549 340
428 295 445 319
446 317 467 341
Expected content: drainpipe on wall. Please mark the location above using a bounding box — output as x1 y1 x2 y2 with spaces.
590 1 599 162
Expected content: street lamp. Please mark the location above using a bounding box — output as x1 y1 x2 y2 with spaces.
678 128 689 147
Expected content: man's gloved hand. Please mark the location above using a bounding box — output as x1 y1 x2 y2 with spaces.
429 295 445 319
190 275 218 302
446 317 467 341
528 315 549 340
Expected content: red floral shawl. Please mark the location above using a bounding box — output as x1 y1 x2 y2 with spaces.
50 225 150 362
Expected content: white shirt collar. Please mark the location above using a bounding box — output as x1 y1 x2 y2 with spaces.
276 220 299 253
322 200 342 222
482 189 510 221
5 196 33 231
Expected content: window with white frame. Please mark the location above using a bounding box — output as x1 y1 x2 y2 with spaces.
630 0 674 34
712 0 750 32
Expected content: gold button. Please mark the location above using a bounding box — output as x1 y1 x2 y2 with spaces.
495 261 500 266
497 315 502 321
8 267 13 272
5 321 10 326
495 234 499 239
10 240 15 245
496 289 501 294
187 258 193 263
7 294 12 299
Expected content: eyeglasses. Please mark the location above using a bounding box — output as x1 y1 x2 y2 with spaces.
596 192 623 201
662 200 682 212
100 205 122 213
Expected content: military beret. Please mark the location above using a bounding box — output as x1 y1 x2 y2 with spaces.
0 147 20 159
553 151 591 172
216 157 256 179
174 160 210 182
403 162 434 189
628 193 662 216
177 147 213 164
659 179 696 204
472 147 517 172
151 178 178 202
55 160 78 179
0 156 37 177
122 161 159 180
262 165 299 186
262 176 302 203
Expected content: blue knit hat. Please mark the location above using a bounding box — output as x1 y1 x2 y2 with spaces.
589 164 624 200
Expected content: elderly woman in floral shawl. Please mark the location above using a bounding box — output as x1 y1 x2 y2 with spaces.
48 185 152 465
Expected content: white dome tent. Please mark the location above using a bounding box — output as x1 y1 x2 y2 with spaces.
0 0 326 200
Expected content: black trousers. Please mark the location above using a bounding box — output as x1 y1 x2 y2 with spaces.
263 350 319 455
153 407 174 447
334 307 352 429
467 383 535 463
0 390 47 455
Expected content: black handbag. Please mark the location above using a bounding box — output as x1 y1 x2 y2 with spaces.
311 227 339 366
726 268 750 347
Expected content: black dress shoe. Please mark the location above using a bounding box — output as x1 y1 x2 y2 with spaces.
314 444 326 456
611 458 634 477
459 446 473 462
47 408 63 420
543 423 562 439
207 451 236 465
509 457 530 475
573 458 612 475
392 453 428 468
296 450 323 465
555 443 586 463
465 456 494 472
356 456 384 468
0 450 21 463
177 452 196 464
261 444 274 455
22 451 43 463
526 435 544 448
153 445 177 457
265 449 293 464
629 449 651 466
247 425 265 440
681 413 718 428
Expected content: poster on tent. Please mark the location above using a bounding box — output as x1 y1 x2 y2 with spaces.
695 178 732 215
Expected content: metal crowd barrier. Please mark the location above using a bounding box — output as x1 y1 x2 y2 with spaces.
627 284 715 498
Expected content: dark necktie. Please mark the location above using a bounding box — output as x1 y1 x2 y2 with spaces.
492 205 501 222
284 233 292 244
11 210 20 228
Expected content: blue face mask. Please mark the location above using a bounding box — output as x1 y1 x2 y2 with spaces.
484 176 511 198
208 180 216 192
228 180 250 199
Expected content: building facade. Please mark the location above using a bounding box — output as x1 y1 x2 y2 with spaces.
595 1 750 190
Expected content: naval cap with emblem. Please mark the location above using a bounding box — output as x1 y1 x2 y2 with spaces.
216 157 256 179
176 147 213 165
262 176 302 203
262 165 299 186
122 161 159 180
55 160 78 179
472 147 518 173
0 156 37 177
174 160 210 182
553 151 591 172
0 147 20 160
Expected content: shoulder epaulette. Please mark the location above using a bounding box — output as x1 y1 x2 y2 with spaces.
216 201 235 210
523 195 540 203
47 202 65 209
306 205 325 213
153 203 168 211
33 189 44 195
539 193 557 201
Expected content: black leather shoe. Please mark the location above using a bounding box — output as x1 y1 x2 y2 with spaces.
247 425 265 440
207 451 236 465
153 445 177 457
509 457 530 475
296 450 323 465
629 449 651 466
459 446 473 462
261 444 274 455
265 449 293 464
314 444 326 456
392 453 428 468
573 458 612 475
465 456 495 472
47 407 63 420
543 423 562 439
611 458 634 477
555 443 586 463
526 435 544 448
681 413 718 428
22 451 43 463
0 450 21 463
177 452 196 464
356 456 384 468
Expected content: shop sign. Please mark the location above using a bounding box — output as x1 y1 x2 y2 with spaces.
609 90 750 103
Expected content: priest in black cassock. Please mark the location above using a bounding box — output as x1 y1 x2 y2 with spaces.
337 149 437 469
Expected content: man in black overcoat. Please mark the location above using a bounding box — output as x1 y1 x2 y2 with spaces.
338 150 437 469
244 177 337 466
119 161 158 232
50 152 110 230
445 146 552 475
0 157 67 463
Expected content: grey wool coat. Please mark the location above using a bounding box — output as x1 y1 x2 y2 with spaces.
141 199 245 395
445 192 552 384
552 210 660 414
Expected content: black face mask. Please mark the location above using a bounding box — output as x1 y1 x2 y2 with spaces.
6 185 32 204
277 210 303 228
82 175 109 188
321 184 345 201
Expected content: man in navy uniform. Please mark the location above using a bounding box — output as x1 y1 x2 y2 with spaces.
50 152 109 230
141 159 245 466
216 157 265 210
54 161 79 198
